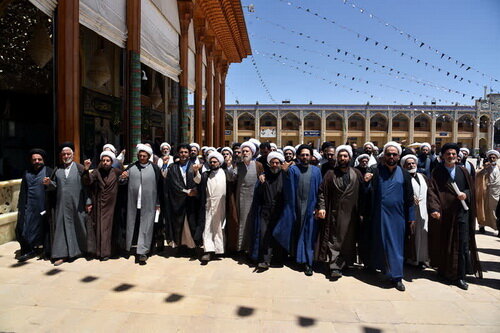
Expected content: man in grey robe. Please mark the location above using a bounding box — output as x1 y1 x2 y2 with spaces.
228 141 264 253
120 144 161 264
43 143 88 266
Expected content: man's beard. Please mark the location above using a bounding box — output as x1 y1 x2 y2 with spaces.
33 163 44 170
210 165 220 171
99 162 112 171
490 161 497 165
338 161 349 168
300 160 309 166
386 160 397 166
408 167 417 173
285 156 293 162
63 158 73 165
270 167 280 174
243 155 252 163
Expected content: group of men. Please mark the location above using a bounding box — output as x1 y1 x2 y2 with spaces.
16 138 495 291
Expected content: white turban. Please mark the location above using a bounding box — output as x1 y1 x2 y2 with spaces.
249 138 261 155
336 145 353 159
240 141 257 155
267 151 285 164
190 142 200 151
277 149 283 155
221 147 233 155
400 154 418 167
136 143 153 156
100 151 116 161
357 153 370 162
160 142 171 150
270 143 277 150
363 142 375 149
207 151 224 165
421 142 431 150
201 146 208 153
283 146 296 155
373 146 379 152
103 144 117 154
487 150 500 158
205 146 216 154
460 147 470 155
312 149 322 161
295 144 301 151
383 141 402 156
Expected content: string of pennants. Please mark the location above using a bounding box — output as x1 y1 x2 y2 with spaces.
339 0 499 83
251 33 477 101
254 50 380 100
277 0 490 89
255 50 455 104
250 55 276 103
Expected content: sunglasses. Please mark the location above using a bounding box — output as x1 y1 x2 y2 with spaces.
385 153 398 157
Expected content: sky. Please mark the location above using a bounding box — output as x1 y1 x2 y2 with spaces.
225 0 500 105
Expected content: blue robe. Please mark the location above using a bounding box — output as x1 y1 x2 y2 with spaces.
273 165 322 266
370 165 415 280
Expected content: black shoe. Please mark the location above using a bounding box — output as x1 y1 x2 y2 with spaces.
257 262 270 270
393 280 405 292
101 257 109 261
304 265 313 276
201 253 211 263
18 251 36 262
455 279 468 290
330 269 342 280
138 254 148 265
478 227 486 234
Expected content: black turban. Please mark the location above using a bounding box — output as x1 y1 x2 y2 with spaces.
441 142 460 155
58 142 75 152
28 148 47 161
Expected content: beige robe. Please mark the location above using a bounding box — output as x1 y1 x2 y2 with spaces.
476 164 500 230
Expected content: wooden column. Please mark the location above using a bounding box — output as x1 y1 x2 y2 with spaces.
56 0 80 161
409 112 415 144
204 45 214 146
126 0 141 158
213 55 221 147
178 1 193 144
219 63 228 146
193 21 204 144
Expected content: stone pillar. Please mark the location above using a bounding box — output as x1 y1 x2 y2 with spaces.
388 110 393 142
178 1 193 144
431 114 437 144
193 20 204 144
232 110 237 144
473 113 480 152
255 109 260 141
277 110 282 147
452 111 458 142
364 110 371 143
299 110 304 144
56 0 80 161
409 112 415 144
343 110 348 144
204 43 214 146
320 110 326 143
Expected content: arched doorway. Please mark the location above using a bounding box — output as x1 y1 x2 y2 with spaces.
259 112 277 142
281 112 300 146
414 113 431 144
436 114 453 147
326 113 343 146
392 113 409 144
457 115 474 149
370 113 388 147
237 112 255 142
224 115 233 146
347 113 365 145
303 113 321 147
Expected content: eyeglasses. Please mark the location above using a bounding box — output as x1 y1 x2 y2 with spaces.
209 160 219 164
385 153 398 157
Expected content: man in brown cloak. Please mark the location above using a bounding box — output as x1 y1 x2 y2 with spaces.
317 145 364 280
83 151 122 260
428 143 482 290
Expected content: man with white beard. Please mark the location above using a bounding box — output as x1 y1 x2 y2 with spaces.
157 142 174 177
476 150 500 236
401 154 434 267
43 143 88 266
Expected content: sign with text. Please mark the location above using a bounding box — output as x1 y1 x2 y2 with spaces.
260 127 277 137
304 130 321 137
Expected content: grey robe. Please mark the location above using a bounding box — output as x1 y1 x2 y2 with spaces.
124 163 159 255
48 163 87 259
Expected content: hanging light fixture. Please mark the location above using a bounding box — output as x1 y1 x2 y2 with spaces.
87 47 111 87
28 20 52 68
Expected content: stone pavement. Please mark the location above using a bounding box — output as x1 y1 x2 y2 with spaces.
0 231 499 333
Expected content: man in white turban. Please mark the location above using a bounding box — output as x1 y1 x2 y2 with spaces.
400 154 431 267
355 142 377 167
366 140 415 291
282 146 296 164
458 147 475 177
317 143 364 280
250 150 285 270
228 141 264 253
189 143 202 166
270 143 278 152
158 142 173 176
119 143 161 264
417 142 435 177
193 151 230 263
476 149 500 235
221 147 233 166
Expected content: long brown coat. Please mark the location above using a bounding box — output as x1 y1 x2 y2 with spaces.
83 167 121 258
316 167 363 265
427 164 482 280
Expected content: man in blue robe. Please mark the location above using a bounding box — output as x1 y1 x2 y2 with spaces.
367 141 415 291
273 145 322 276
16 149 53 261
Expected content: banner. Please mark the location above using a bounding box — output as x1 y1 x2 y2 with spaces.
260 127 277 138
